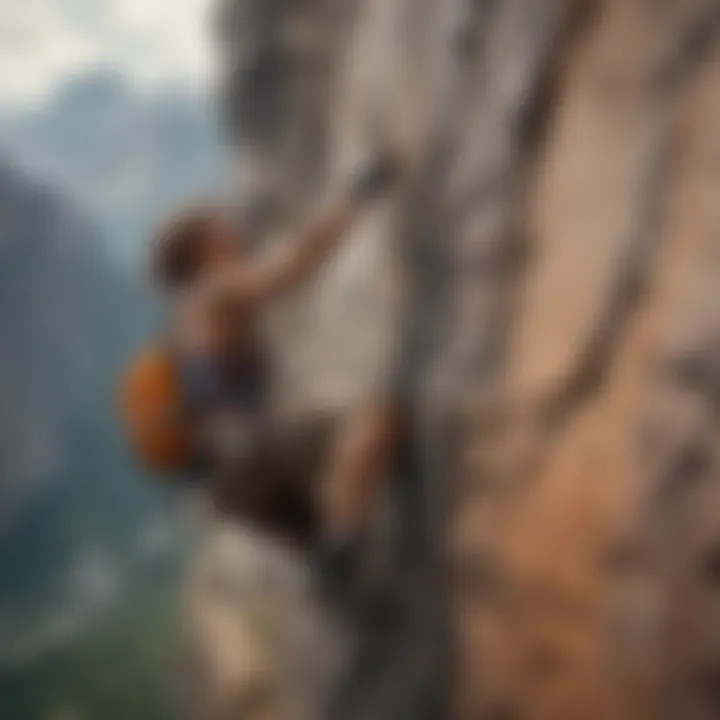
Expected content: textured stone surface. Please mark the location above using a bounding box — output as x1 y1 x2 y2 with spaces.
188 1 720 718
181 519 349 720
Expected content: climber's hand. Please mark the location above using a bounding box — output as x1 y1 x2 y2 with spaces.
351 147 403 202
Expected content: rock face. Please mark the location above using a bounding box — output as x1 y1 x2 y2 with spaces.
182 520 348 720
188 1 720 718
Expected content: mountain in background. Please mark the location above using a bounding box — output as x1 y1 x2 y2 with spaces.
0 70 226 262
0 66 224 718
0 159 180 671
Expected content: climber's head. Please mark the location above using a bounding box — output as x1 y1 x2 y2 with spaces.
151 204 249 291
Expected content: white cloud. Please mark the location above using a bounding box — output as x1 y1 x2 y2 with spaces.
0 0 216 106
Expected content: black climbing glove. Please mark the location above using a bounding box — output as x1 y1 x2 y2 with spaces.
350 150 401 202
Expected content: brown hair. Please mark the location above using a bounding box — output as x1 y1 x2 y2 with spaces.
151 204 219 290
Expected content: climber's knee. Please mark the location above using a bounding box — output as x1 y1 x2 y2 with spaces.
321 402 401 538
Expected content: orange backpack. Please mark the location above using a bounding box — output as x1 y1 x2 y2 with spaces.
118 344 195 476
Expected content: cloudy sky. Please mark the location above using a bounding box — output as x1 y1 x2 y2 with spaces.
0 0 216 107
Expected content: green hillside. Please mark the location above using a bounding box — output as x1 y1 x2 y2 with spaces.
0 582 179 720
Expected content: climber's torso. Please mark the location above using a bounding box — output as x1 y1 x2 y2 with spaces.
174 290 269 463
174 290 330 543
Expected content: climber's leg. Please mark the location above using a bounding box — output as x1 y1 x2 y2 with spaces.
310 402 400 597
320 402 399 539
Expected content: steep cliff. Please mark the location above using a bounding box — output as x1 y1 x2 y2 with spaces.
191 1 720 719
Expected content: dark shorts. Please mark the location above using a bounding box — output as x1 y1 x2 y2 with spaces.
209 415 336 544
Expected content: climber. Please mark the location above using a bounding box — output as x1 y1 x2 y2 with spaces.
121 149 402 595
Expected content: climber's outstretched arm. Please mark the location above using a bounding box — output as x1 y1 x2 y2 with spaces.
240 192 364 302
199 151 399 306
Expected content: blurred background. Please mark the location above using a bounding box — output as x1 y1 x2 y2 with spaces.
0 2 219 718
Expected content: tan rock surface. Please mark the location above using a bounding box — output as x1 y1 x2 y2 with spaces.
187 1 720 718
